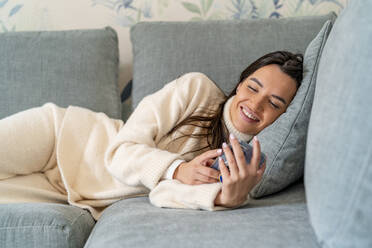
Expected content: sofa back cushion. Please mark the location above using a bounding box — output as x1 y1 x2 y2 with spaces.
0 27 121 119
131 13 335 198
130 13 335 109
305 1 372 247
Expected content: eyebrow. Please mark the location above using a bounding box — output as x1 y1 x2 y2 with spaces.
249 77 287 105
250 77 263 87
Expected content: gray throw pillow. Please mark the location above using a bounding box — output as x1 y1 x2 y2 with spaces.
250 20 333 197
0 27 121 119
130 14 335 198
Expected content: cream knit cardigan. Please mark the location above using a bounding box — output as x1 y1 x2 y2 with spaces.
7 72 253 220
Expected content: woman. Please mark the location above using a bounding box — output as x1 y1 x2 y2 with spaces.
0 51 303 220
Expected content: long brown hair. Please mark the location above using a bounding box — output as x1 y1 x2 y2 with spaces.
164 51 304 156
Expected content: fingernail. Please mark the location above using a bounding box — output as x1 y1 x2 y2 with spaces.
217 149 222 154
222 142 227 148
254 136 258 142
229 133 235 140
219 175 223 183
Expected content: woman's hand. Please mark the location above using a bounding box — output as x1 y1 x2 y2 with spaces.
173 149 222 185
214 134 266 208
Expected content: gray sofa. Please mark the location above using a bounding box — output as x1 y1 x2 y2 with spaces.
1 1 371 247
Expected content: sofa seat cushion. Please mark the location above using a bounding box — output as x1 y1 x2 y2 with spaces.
0 203 95 248
85 181 319 248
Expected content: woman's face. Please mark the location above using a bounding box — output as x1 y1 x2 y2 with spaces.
230 64 298 135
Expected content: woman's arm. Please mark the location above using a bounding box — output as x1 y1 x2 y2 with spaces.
149 132 265 211
151 134 266 211
103 73 224 190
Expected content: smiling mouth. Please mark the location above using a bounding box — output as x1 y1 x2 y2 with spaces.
240 106 260 122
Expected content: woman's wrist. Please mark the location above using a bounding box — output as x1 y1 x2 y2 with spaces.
213 191 233 207
214 190 246 208
214 190 223 206
173 162 186 180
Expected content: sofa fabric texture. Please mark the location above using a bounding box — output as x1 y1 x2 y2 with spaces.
306 1 372 247
85 181 319 248
131 13 336 198
0 26 121 119
0 203 95 248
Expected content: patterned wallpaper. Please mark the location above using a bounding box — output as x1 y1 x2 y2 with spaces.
1 0 348 93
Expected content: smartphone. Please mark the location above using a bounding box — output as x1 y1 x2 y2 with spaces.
211 141 266 171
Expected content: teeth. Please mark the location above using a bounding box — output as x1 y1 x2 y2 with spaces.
242 108 258 121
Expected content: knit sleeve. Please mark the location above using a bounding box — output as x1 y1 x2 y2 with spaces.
103 72 223 190
149 180 225 210
149 179 251 211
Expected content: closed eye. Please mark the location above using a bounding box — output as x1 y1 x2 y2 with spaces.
248 86 258 92
269 101 280 109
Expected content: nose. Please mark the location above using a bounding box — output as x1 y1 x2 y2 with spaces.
250 94 264 112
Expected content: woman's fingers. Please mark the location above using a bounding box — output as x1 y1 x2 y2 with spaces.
250 136 261 173
201 158 216 167
255 161 266 184
204 158 216 167
229 134 247 172
193 179 206 185
258 161 266 175
197 165 220 180
196 171 220 183
200 149 222 164
222 142 238 177
219 156 229 183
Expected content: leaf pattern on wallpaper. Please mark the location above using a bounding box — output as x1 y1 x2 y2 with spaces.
226 0 283 19
296 0 344 11
271 0 283 18
0 0 9 8
252 0 279 19
226 0 250 20
0 0 23 32
181 0 224 21
89 0 346 27
157 0 169 15
91 0 152 26
283 0 344 17
9 3 22 17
